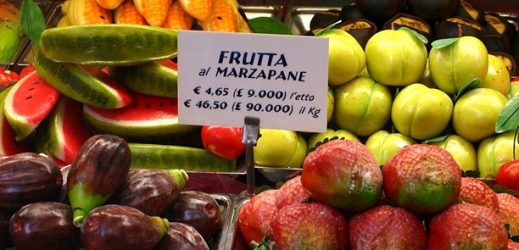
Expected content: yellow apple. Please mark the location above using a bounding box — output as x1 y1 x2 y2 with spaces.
477 131 519 178
254 129 305 168
453 88 508 142
429 134 477 172
333 76 393 137
365 130 416 166
307 128 360 152
391 83 453 140
480 54 510 96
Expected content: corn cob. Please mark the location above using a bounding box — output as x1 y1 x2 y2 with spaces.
66 0 112 25
134 0 171 27
178 0 211 21
114 0 148 25
162 0 193 30
199 0 250 33
96 0 125 10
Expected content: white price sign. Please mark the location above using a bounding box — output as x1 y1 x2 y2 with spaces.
177 30 329 133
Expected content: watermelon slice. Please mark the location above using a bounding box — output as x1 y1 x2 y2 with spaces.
34 96 93 164
0 87 33 155
3 70 61 141
83 92 200 145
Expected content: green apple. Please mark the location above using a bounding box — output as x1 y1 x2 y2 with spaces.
254 129 306 168
320 29 366 86
326 87 334 123
453 88 508 142
477 131 519 178
365 130 416 166
429 134 477 172
333 76 393 137
364 28 428 86
391 83 453 140
429 36 488 95
480 54 511 96
307 128 360 152
282 133 307 168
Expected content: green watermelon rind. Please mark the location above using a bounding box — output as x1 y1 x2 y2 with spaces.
83 105 200 145
108 61 178 98
34 52 133 109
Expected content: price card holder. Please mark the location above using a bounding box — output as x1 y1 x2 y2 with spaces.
177 30 329 194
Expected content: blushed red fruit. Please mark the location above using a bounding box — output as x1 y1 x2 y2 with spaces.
275 176 311 208
496 159 519 191
459 177 499 213
427 203 508 250
301 139 383 213
269 202 348 250
509 239 519 250
238 190 277 249
382 144 461 214
349 205 426 250
497 193 519 237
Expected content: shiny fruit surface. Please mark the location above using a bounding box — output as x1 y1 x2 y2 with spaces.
365 130 416 166
480 54 511 96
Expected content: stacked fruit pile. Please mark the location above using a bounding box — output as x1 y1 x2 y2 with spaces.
238 140 519 249
1 134 223 249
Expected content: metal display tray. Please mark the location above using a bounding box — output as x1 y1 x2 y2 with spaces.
208 193 237 250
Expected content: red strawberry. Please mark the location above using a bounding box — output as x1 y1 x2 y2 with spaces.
427 203 508 250
301 140 383 213
238 190 278 248
349 205 426 249
383 144 461 215
269 202 348 250
497 193 519 237
275 175 310 208
459 177 499 213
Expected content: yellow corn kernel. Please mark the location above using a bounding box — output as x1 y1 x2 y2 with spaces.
114 0 148 25
178 0 211 21
199 0 248 33
67 0 112 25
134 0 171 27
163 0 193 30
96 0 125 10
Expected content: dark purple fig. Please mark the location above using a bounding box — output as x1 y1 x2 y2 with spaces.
162 191 221 240
484 12 516 43
383 13 432 41
0 152 62 212
407 0 460 21
457 0 485 23
110 169 188 216
335 18 378 49
67 134 131 227
309 9 341 30
153 222 209 250
339 4 365 23
434 16 486 42
0 210 13 249
80 204 169 250
9 202 80 250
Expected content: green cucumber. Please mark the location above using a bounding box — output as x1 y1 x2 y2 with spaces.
34 52 134 109
39 24 178 66
108 60 178 98
129 143 237 172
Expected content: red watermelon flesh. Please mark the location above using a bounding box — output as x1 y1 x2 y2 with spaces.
4 70 61 141
88 67 134 108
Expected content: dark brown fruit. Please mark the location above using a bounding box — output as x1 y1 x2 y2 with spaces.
109 169 188 216
161 190 221 240
485 33 512 54
354 0 406 24
0 210 12 249
484 12 516 43
490 51 517 76
457 0 485 23
81 204 169 250
9 202 80 250
0 152 62 212
309 10 341 30
153 222 209 250
339 4 365 22
334 18 377 49
435 16 486 42
383 13 432 41
407 0 461 21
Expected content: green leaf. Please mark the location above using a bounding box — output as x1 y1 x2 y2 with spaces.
423 135 449 144
431 38 459 49
399 27 428 44
314 20 342 37
20 0 46 46
496 95 519 133
456 78 480 99
248 17 292 35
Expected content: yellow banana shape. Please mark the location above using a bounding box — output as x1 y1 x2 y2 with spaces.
66 0 112 25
